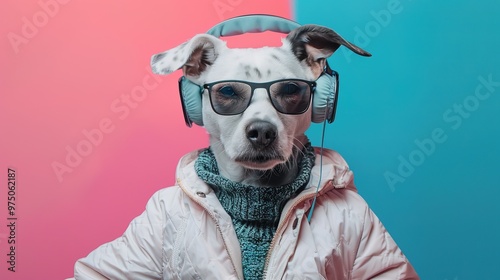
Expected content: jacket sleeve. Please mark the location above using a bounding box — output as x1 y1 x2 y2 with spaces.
351 206 419 280
74 190 165 280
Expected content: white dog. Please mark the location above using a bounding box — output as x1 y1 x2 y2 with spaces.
72 15 418 280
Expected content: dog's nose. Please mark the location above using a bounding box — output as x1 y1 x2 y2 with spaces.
246 121 277 148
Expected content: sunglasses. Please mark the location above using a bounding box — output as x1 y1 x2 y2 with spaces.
203 79 316 116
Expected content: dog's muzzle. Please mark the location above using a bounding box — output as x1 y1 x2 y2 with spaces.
234 121 285 169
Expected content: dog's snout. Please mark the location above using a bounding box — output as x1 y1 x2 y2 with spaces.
246 121 277 148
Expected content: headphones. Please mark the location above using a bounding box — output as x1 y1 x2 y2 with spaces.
178 14 340 127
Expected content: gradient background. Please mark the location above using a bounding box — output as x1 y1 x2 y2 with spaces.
1 0 499 279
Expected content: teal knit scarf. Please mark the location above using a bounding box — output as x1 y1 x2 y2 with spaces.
194 144 315 280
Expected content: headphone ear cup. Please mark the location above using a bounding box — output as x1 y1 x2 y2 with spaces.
312 73 337 123
179 77 204 127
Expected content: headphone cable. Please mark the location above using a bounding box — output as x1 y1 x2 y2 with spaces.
307 67 336 223
307 117 327 223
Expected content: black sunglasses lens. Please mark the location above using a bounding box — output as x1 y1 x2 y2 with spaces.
270 80 312 114
209 82 252 115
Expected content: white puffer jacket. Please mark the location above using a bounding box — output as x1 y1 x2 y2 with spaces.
73 148 419 279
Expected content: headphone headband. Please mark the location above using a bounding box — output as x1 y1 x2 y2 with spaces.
206 14 301 37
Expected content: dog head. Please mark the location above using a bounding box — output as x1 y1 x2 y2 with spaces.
152 23 369 184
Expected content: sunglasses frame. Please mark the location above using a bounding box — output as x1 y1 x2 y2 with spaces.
202 78 317 116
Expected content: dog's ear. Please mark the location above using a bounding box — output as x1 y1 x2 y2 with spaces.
151 34 226 80
286 25 371 78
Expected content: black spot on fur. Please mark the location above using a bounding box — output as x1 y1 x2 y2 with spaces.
253 68 262 78
271 54 280 61
152 52 167 64
244 65 251 78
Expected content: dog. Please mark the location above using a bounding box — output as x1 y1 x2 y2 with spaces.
150 17 369 188
72 15 418 279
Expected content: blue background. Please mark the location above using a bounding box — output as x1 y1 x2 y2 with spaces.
295 0 500 279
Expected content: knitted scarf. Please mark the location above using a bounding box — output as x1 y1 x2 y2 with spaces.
194 144 315 280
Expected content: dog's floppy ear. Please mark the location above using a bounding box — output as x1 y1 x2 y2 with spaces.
286 25 371 78
151 34 226 80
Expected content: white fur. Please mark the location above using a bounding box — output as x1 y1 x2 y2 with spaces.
151 33 332 187
201 45 313 184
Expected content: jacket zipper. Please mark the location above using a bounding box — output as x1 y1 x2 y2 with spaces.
262 180 333 279
177 179 242 280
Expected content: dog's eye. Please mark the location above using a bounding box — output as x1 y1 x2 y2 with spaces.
279 83 300 95
218 86 237 97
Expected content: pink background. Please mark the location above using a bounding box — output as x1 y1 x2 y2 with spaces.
0 0 291 279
